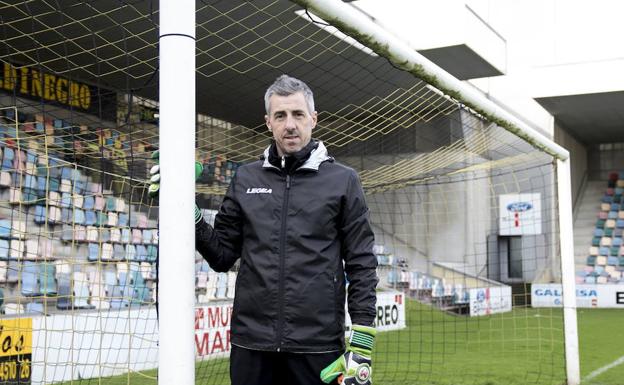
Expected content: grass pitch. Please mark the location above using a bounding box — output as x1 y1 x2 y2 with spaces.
60 300 624 385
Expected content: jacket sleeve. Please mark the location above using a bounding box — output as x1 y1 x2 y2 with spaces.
195 174 243 272
340 170 378 327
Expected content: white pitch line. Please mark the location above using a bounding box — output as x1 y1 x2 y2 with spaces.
583 355 624 381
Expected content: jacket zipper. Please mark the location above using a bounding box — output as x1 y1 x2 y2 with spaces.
277 157 290 352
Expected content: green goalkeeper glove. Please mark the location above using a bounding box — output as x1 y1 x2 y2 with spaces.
321 325 376 385
148 150 204 223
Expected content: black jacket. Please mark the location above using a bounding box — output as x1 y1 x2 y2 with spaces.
196 140 378 353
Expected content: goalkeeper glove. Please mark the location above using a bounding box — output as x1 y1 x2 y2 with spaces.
148 150 204 223
321 325 376 385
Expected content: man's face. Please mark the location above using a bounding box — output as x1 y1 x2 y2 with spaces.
265 92 317 156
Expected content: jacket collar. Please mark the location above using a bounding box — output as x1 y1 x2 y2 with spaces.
262 140 332 171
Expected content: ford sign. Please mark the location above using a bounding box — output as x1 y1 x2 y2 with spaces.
507 202 532 212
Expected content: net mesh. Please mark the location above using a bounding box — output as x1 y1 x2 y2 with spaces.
0 1 567 384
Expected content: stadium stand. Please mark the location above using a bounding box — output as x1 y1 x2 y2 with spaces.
0 107 243 315
577 171 624 284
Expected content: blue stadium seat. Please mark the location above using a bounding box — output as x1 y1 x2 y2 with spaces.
83 196 95 210
25 302 45 315
48 177 60 193
88 244 100 262
599 246 609 256
594 228 604 237
0 220 9 239
74 179 86 195
146 245 157 263
85 210 96 226
39 263 56 296
2 147 14 169
125 245 137 261
612 203 621 211
21 261 40 296
113 244 125 260
73 209 85 225
106 196 116 211
61 167 73 180
617 219 624 229
607 256 619 265
136 245 148 262
61 208 72 223
120 228 130 243
118 213 128 227
142 230 152 244
60 192 72 208
608 211 618 219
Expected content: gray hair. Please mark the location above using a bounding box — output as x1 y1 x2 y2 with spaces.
264 75 315 115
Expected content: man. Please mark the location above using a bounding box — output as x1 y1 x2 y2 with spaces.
151 75 378 385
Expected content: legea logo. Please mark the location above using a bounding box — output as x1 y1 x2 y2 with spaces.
507 202 532 212
246 187 272 194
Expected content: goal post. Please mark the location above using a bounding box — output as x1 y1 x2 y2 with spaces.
291 1 579 384
158 1 196 385
0 1 581 384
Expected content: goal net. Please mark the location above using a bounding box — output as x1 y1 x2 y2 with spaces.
0 1 575 385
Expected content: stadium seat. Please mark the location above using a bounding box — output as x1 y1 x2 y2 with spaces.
608 256 619 265
596 256 607 266
94 196 105 211
102 243 113 261
136 245 148 262
48 191 61 206
146 245 157 263
85 210 96 226
142 230 152 244
73 209 86 225
86 226 98 242
61 224 73 241
60 192 72 208
25 239 39 260
99 228 110 243
110 228 121 243
88 272 110 310
604 228 614 237
608 211 618 219
600 237 612 247
39 263 57 295
21 261 40 296
0 220 9 239
0 241 9 260
3 303 24 315
606 219 616 228
585 276 597 284
73 194 84 209
115 198 126 213
0 171 10 187
121 228 130 243
617 219 624 228
96 211 107 226
9 240 24 259
594 228 604 237
599 246 610 256
107 212 118 227
83 196 95 210
595 219 606 229
118 213 128 227
11 220 26 239
106 196 116 211
56 273 72 310
60 179 72 193
73 272 94 309
48 206 61 224
38 239 52 260
87 244 100 262
34 205 46 224
25 302 45 315
586 256 597 266
125 245 136 261
113 244 125 260
0 261 7 282
132 229 142 244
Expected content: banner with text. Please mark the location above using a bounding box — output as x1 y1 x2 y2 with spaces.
531 284 624 308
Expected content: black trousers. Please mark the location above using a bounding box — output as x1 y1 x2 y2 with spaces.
230 345 342 385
